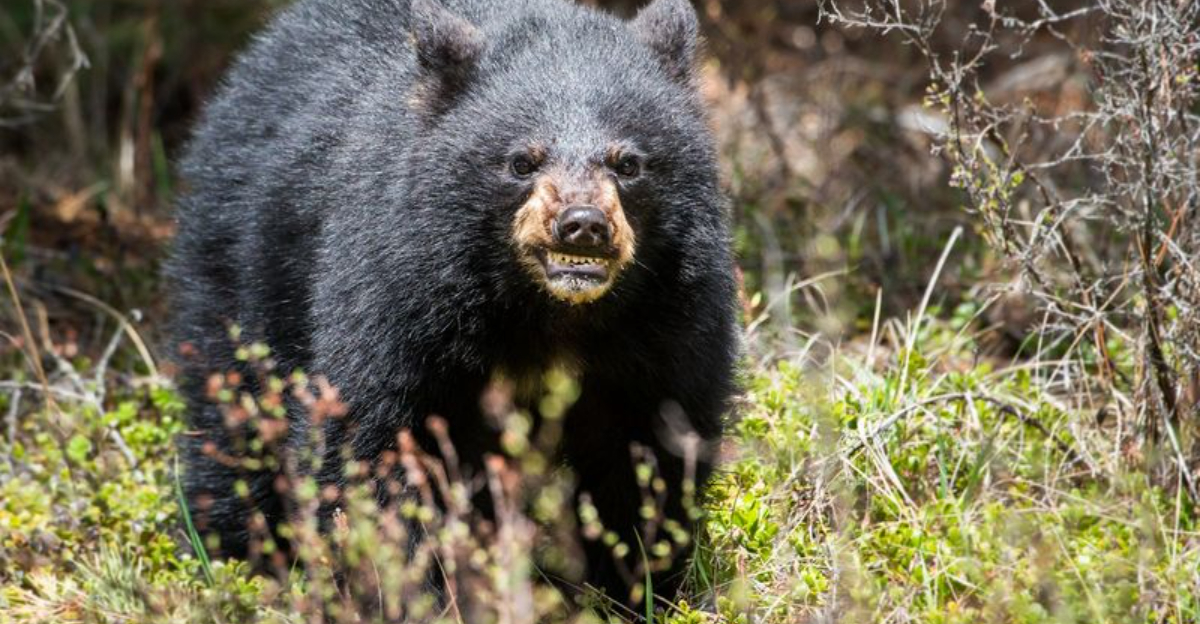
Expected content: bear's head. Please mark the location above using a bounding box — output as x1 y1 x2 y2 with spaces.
406 0 722 306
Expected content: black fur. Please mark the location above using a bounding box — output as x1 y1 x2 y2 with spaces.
170 0 739 604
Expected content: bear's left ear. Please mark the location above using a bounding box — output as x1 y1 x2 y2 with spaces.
631 0 700 86
410 0 484 116
411 0 485 73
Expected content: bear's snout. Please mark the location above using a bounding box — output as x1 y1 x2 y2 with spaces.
510 172 637 305
553 205 611 249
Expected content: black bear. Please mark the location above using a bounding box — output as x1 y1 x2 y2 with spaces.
170 0 738 607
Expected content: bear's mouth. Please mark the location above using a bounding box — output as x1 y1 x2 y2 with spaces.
535 249 617 303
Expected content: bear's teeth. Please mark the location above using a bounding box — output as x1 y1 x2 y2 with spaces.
550 253 604 266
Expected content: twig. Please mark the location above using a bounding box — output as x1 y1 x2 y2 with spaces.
0 375 141 470
5 388 19 450
0 0 89 126
0 380 90 402
848 392 1082 466
47 284 159 378
0 251 55 412
107 427 140 469
93 323 125 404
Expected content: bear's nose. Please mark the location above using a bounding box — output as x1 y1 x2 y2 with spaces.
553 205 611 249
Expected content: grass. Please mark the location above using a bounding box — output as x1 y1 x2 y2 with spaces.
174 455 214 587
699 339 1198 623
2 265 1197 623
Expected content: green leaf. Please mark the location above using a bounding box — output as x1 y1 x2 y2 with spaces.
67 434 92 464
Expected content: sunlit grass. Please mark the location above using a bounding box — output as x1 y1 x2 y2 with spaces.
2 294 1196 622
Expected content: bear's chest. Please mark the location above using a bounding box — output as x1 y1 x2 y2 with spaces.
488 353 583 411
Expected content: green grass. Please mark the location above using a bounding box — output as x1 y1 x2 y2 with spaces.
174 455 215 587
1 300 1197 623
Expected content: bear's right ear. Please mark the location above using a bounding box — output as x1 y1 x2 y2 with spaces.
410 0 484 112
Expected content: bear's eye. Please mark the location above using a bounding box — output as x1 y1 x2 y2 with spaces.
613 155 641 179
510 154 539 178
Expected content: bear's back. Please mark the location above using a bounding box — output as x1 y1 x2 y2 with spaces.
179 0 409 193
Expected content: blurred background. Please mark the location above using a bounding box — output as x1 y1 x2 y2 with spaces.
1 0 1097 356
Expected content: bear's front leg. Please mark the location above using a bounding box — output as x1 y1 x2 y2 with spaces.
563 385 717 609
